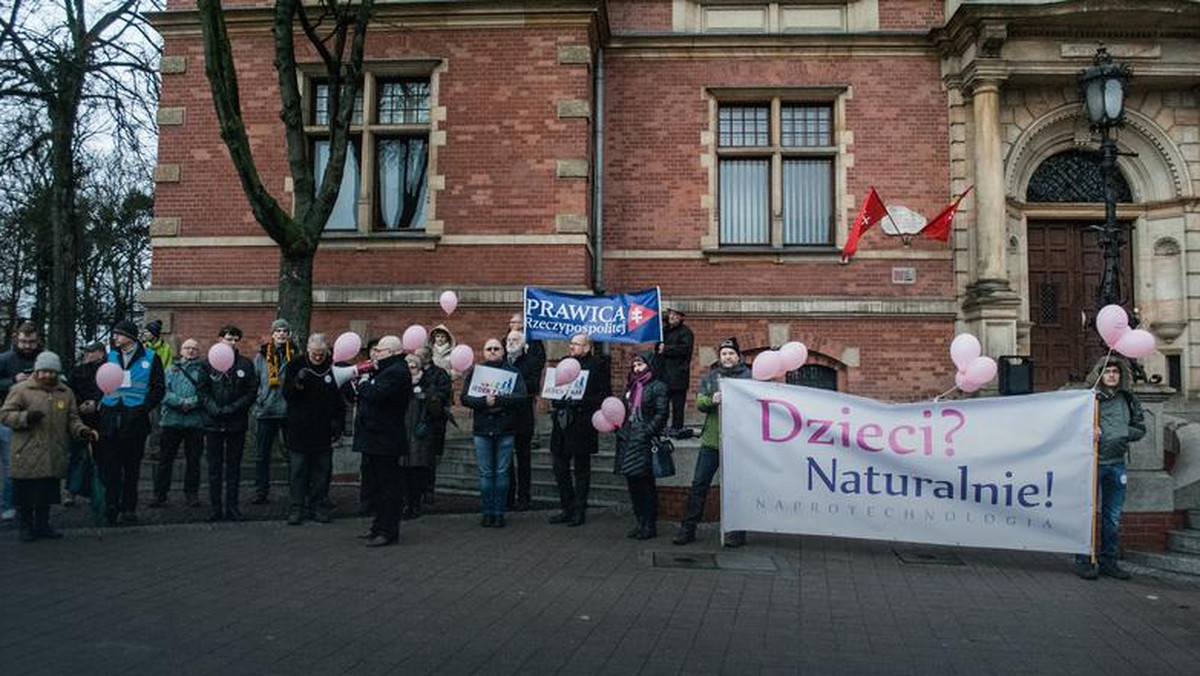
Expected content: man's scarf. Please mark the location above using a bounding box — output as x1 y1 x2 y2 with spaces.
266 342 293 388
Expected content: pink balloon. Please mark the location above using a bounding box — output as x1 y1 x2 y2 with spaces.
591 410 616 434
950 334 981 371
780 342 808 371
601 396 626 427
752 351 783 381
449 344 474 372
1115 329 1156 359
439 290 458 316
402 325 428 353
208 343 234 373
956 371 981 393
965 356 998 385
95 362 124 395
332 332 362 363
1096 304 1130 347
555 358 581 386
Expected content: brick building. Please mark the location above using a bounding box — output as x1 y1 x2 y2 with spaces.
148 1 1200 545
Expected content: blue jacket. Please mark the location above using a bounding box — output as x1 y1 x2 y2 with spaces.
161 359 208 429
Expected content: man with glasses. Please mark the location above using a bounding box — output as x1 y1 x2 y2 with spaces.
152 338 207 507
96 320 166 525
0 322 42 521
202 325 257 522
352 335 411 546
548 333 611 527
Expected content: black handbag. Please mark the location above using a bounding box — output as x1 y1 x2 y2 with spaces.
651 435 676 478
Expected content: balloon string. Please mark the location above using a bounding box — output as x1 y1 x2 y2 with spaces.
1091 346 1114 391
933 385 958 403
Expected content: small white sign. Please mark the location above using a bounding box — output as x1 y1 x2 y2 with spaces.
541 368 590 400
892 267 917 285
467 365 517 398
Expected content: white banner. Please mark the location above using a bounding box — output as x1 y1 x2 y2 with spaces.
720 380 1097 555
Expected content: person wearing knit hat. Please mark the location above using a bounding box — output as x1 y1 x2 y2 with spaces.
252 317 298 504
96 319 166 526
141 319 174 371
0 350 96 541
672 336 751 547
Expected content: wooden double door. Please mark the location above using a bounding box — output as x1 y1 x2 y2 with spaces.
1027 220 1134 390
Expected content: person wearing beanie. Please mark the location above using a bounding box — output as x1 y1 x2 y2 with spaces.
0 322 42 522
0 351 97 541
614 352 669 540
251 317 298 504
672 336 751 547
141 319 174 370
96 321 166 526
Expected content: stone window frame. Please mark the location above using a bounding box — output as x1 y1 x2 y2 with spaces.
298 60 446 240
702 86 849 256
677 1 877 34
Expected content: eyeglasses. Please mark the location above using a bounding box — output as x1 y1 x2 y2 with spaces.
484 346 503 352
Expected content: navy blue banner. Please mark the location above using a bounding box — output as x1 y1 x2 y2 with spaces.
524 287 663 344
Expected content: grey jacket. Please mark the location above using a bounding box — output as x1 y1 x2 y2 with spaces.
254 342 298 420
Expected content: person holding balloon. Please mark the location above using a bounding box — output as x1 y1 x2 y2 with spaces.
611 352 669 540
548 333 612 528
201 325 257 522
94 320 165 526
673 337 750 547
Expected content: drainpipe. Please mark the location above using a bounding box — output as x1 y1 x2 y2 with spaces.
591 46 605 296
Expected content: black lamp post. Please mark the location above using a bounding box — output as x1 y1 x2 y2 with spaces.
1079 47 1132 311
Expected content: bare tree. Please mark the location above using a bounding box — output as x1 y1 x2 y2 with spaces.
196 0 373 338
0 0 161 359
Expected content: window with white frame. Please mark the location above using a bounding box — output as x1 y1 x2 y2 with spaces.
717 99 835 247
306 75 431 233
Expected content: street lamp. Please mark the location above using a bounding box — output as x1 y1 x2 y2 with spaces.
1078 46 1132 310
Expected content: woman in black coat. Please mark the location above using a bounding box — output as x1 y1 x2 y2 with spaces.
281 334 345 525
614 352 669 540
461 338 526 528
399 352 452 520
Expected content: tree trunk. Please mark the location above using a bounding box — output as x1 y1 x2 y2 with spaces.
279 250 315 341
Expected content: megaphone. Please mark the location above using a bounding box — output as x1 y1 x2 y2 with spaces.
333 361 376 387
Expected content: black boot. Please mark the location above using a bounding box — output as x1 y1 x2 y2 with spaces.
18 508 36 542
34 506 62 540
548 511 573 525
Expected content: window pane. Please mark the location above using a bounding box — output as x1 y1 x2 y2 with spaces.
781 105 832 147
782 159 832 245
313 83 363 125
376 137 429 230
378 80 430 124
312 139 360 231
719 159 769 245
719 105 769 147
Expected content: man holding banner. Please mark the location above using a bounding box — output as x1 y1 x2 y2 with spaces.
548 333 611 527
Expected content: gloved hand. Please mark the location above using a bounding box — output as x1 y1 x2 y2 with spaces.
26 410 44 424
80 428 99 443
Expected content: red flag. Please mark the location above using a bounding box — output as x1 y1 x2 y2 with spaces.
841 188 889 262
919 186 974 242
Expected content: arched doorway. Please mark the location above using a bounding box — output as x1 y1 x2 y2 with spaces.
1025 150 1133 387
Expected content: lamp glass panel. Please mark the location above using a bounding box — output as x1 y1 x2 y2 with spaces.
1104 78 1124 121
1084 79 1106 124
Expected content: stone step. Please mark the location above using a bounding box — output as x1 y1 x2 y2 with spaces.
1125 550 1200 577
433 471 627 507
1167 529 1200 556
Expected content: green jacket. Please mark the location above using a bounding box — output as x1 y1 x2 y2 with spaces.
696 362 751 450
146 338 174 371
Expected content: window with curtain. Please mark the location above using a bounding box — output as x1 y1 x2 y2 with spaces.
305 73 432 234
716 100 835 248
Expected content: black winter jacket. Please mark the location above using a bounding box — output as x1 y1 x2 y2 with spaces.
202 353 257 433
461 360 527 437
69 360 105 429
656 322 694 391
508 352 542 436
614 378 669 477
352 354 412 456
282 356 346 454
0 348 38 402
549 354 612 456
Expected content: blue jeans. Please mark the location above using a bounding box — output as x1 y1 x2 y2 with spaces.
682 447 720 527
1078 463 1127 565
474 435 514 516
0 424 11 511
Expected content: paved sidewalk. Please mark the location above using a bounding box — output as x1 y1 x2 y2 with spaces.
1 511 1199 676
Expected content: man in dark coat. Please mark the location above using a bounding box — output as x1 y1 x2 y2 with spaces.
352 335 412 546
0 321 42 521
548 333 612 527
96 320 166 525
282 333 345 525
66 340 106 504
202 324 257 522
656 307 694 438
505 330 542 510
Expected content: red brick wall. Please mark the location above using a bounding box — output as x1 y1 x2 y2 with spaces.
607 0 674 33
879 1 944 30
1122 510 1187 552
